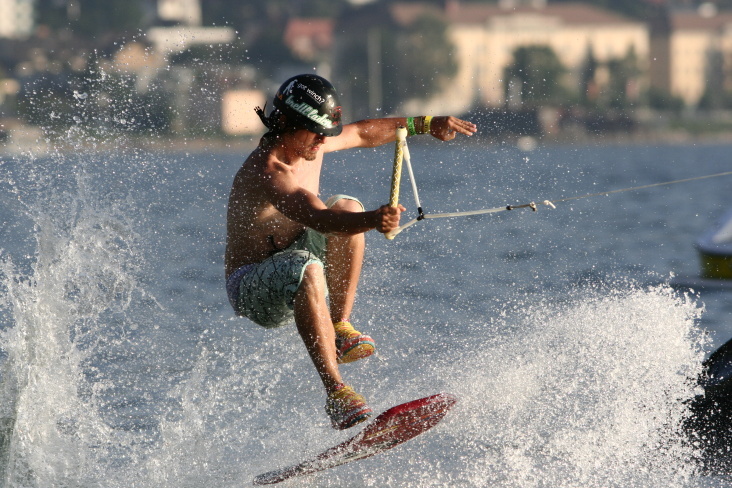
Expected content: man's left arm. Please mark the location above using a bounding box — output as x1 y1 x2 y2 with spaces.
323 116 477 152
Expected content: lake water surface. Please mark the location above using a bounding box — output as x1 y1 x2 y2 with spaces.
1 134 731 487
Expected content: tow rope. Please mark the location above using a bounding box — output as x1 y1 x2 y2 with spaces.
385 128 732 239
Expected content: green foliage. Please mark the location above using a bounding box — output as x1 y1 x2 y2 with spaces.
17 74 74 129
198 1 320 79
697 87 732 111
17 61 172 135
201 0 348 28
605 47 642 109
549 0 655 20
579 45 598 106
23 0 731 137
647 86 684 113
246 29 300 78
335 9 457 116
395 13 458 96
36 0 147 37
504 46 568 106
169 42 251 67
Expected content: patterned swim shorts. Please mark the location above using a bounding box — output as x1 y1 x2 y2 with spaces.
226 195 363 328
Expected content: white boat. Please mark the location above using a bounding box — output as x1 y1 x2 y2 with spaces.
696 209 732 280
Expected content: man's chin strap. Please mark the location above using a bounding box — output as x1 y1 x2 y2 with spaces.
255 104 289 136
254 103 275 130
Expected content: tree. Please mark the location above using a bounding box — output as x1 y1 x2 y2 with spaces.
549 0 655 20
697 49 729 110
579 44 599 106
334 6 457 118
647 86 684 113
504 45 567 106
386 13 458 105
36 0 147 38
604 47 642 109
201 0 347 31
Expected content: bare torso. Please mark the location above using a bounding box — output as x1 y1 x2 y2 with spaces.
225 142 324 277
225 116 470 278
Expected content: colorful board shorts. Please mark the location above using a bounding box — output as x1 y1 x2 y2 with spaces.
226 195 363 329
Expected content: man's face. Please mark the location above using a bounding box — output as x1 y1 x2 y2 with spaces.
292 129 326 161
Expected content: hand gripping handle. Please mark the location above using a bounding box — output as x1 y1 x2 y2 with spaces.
386 127 407 240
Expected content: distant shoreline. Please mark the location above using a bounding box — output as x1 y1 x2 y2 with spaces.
3 127 732 158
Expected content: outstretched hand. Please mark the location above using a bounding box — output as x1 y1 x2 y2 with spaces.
374 204 406 234
429 116 477 141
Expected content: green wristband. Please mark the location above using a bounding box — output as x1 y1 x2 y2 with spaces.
406 117 416 136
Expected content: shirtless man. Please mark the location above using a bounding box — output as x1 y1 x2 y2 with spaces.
225 74 476 430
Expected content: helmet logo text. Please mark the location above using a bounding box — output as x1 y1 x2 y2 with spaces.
284 95 335 129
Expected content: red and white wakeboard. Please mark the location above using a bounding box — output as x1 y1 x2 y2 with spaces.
253 392 458 485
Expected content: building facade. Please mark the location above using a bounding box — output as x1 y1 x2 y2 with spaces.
359 1 650 115
651 7 732 107
158 0 202 26
438 2 648 112
0 0 34 39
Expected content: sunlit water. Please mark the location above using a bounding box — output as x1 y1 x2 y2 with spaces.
1 120 732 487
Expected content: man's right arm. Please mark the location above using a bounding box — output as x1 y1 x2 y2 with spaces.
323 116 477 153
263 162 404 235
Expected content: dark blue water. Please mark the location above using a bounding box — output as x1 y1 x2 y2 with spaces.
0 135 731 487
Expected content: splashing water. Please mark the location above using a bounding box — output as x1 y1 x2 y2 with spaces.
0 61 724 487
438 285 707 488
0 159 717 487
0 155 150 485
0 221 712 487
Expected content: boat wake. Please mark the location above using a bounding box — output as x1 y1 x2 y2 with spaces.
434 284 707 488
0 149 722 488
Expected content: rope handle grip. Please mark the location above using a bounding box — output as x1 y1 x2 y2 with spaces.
386 127 408 240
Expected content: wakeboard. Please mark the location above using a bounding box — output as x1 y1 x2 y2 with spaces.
253 392 457 485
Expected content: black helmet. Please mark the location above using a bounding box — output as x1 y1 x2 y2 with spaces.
271 74 343 136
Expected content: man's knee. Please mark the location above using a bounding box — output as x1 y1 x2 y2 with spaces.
327 196 364 213
300 262 327 292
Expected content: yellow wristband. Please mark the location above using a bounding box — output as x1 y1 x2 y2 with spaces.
424 116 433 135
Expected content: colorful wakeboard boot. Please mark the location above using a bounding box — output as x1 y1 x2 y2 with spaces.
325 384 373 430
334 321 375 364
